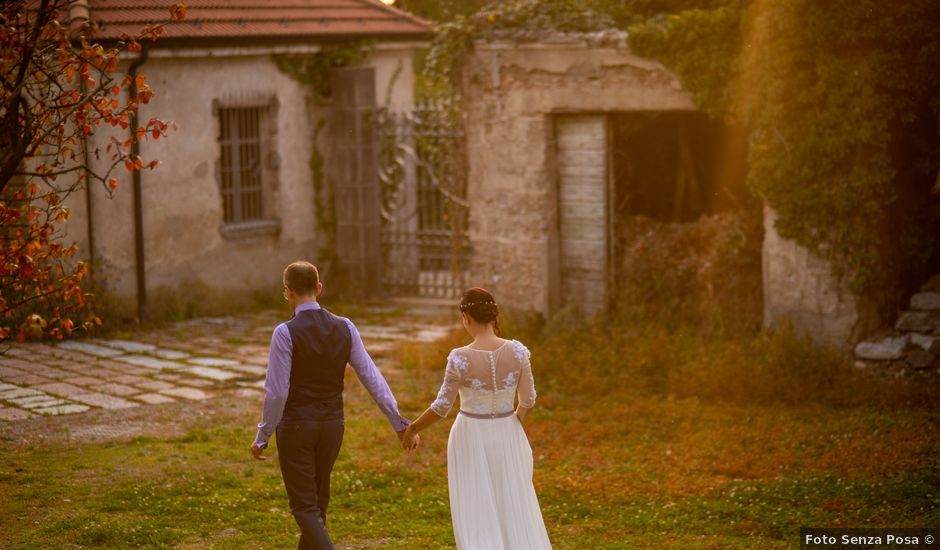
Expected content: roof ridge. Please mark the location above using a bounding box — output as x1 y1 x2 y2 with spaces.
350 0 432 28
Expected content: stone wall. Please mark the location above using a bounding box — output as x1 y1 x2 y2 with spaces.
761 204 876 347
461 33 695 315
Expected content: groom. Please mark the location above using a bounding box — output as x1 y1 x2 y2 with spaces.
250 260 416 549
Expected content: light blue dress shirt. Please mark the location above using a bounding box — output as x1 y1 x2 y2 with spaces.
253 301 409 448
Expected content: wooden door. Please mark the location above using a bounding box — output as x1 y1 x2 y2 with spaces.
555 115 610 316
330 67 380 297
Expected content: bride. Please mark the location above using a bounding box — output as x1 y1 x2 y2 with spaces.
402 287 553 550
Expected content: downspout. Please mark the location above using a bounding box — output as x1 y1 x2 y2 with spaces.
128 46 149 323
71 0 95 285
80 78 95 287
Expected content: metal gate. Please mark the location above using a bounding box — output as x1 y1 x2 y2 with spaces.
375 97 470 299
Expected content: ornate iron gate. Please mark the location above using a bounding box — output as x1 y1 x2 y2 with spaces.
375 97 470 299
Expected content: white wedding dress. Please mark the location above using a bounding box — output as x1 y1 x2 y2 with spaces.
430 339 553 550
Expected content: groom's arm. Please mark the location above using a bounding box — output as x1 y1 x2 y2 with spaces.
253 323 293 450
344 318 410 433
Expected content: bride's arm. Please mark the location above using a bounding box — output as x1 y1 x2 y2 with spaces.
402 350 462 449
515 342 536 421
404 407 444 441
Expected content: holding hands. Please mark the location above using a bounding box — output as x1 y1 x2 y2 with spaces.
398 424 420 452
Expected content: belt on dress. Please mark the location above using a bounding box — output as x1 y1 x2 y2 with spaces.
458 409 515 419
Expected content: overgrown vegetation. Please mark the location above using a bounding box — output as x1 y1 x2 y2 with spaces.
628 0 940 309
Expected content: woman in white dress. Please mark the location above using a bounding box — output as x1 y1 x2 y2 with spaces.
402 287 553 550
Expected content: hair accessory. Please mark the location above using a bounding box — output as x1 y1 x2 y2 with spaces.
459 300 497 312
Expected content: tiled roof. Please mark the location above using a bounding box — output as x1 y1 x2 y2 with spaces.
86 0 431 43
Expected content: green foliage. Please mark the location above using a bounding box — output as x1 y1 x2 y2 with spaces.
308 117 337 268
626 1 744 116
395 0 492 22
273 40 375 101
628 0 940 297
422 0 617 96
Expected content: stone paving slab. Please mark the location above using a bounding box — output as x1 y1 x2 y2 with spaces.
114 355 184 370
94 383 141 397
159 387 209 400
95 339 157 353
151 349 191 360
29 367 74 379
120 365 159 376
7 394 61 407
57 364 102 374
134 393 176 405
4 374 54 386
111 374 153 386
63 377 106 387
0 367 28 378
181 366 241 381
32 382 88 398
176 377 214 387
134 380 176 392
0 387 44 400
187 357 240 367
70 393 139 410
227 364 266 377
17 398 69 410
56 341 125 358
33 403 91 415
0 407 34 421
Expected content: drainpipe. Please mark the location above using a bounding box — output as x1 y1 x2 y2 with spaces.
80 79 95 287
72 0 95 285
128 46 149 323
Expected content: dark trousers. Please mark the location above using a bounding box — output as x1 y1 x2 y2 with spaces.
276 418 345 550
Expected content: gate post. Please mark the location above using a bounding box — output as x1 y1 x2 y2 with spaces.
330 67 381 298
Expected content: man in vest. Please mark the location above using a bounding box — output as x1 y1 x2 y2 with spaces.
250 260 417 549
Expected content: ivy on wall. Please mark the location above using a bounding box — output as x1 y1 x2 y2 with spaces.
422 0 616 97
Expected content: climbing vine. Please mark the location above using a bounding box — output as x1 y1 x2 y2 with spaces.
422 0 616 97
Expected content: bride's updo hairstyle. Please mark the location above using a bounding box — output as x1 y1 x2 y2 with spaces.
459 287 501 336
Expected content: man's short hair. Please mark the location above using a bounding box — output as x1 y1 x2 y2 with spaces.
283 261 320 296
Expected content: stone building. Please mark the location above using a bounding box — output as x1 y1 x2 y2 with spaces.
62 0 430 317
458 31 867 348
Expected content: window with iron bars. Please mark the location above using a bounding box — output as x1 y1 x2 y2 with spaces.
219 105 265 224
215 98 279 234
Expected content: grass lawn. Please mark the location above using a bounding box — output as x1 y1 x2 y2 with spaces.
1 314 938 549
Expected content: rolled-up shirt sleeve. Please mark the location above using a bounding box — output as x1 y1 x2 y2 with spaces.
253 323 292 449
344 318 410 433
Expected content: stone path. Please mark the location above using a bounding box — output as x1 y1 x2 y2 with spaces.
0 301 456 423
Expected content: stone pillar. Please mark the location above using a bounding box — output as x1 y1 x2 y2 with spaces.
761 203 866 348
